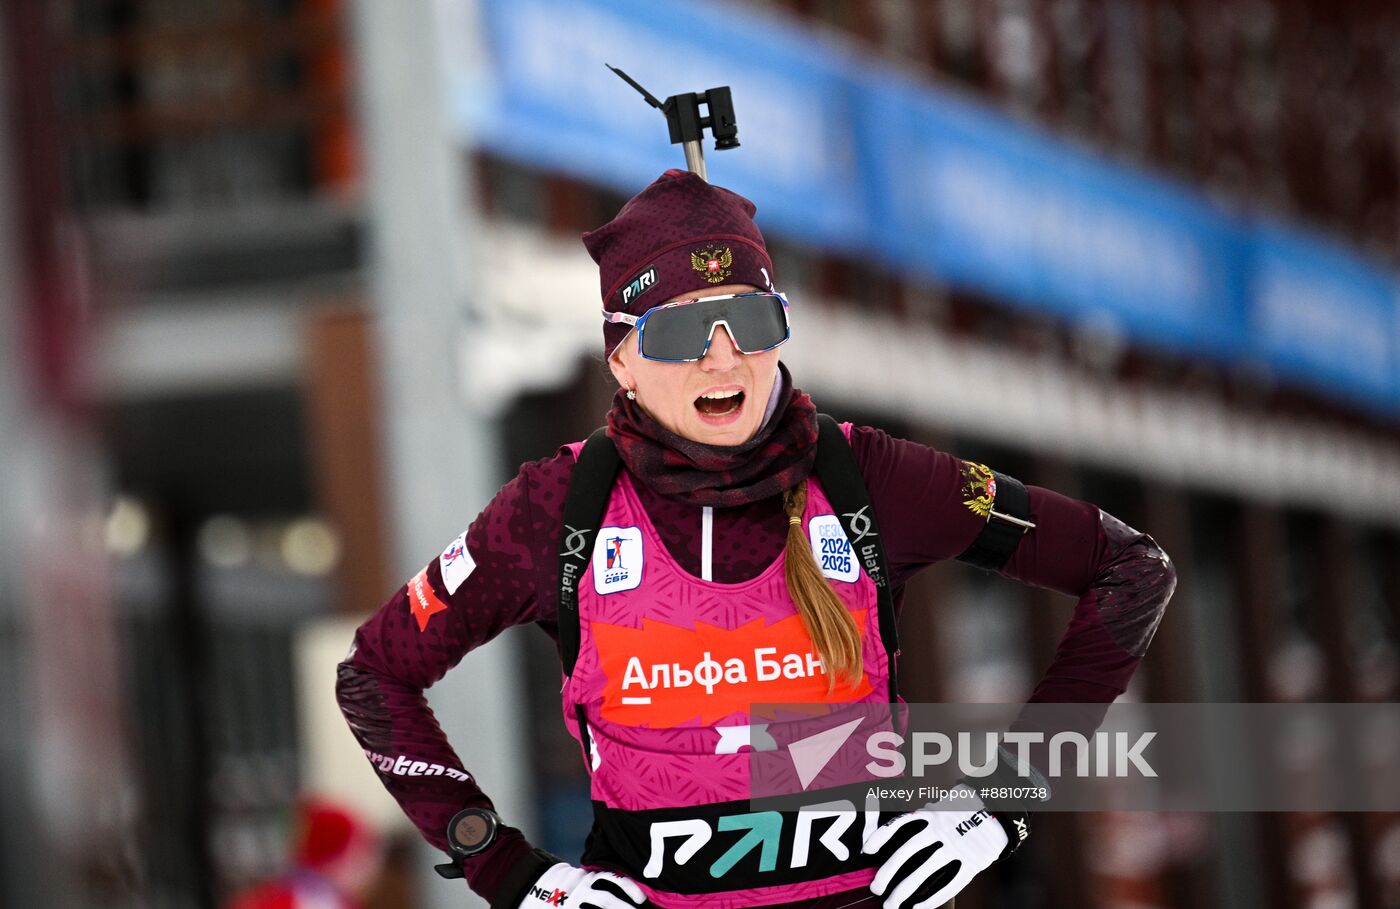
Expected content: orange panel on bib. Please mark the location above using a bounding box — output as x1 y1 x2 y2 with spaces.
590 611 873 726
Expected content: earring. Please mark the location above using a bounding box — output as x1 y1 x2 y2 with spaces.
625 388 636 400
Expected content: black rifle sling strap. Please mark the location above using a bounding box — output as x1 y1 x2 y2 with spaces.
812 414 900 702
556 428 622 776
557 427 621 676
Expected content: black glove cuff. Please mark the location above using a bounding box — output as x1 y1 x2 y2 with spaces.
489 847 564 909
990 808 1030 860
963 745 1047 862
973 745 1052 812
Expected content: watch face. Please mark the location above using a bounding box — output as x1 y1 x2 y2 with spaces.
450 810 495 854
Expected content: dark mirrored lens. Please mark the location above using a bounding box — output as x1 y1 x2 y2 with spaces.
638 298 716 361
639 294 789 361
718 294 789 353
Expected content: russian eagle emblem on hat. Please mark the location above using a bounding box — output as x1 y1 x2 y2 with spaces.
691 246 734 283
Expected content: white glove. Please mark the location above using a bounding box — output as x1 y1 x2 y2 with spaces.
516 862 647 909
862 784 1008 909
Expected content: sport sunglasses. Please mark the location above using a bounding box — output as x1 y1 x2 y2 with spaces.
602 291 791 363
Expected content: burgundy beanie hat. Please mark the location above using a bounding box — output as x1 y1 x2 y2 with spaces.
582 169 776 358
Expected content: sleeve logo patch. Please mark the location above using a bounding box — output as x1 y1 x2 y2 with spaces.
438 531 475 595
807 514 859 583
408 567 449 631
592 525 644 595
960 461 997 518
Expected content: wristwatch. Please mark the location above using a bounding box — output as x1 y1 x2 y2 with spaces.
446 807 501 858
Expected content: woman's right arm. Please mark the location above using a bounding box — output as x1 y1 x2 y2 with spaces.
334 454 570 904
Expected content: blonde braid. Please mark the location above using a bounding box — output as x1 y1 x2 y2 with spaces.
783 480 863 692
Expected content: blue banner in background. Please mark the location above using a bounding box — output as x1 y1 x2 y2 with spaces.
1249 225 1399 405
466 0 867 249
461 0 1400 415
856 75 1249 361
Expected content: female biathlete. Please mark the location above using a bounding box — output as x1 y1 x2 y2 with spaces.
336 170 1177 909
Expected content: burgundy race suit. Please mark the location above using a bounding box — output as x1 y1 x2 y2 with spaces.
336 424 1176 907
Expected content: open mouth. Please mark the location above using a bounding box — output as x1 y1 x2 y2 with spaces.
694 388 745 419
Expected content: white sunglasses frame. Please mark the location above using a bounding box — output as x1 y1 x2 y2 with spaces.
601 291 791 363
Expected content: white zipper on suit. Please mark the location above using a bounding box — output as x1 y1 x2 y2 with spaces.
701 506 713 581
